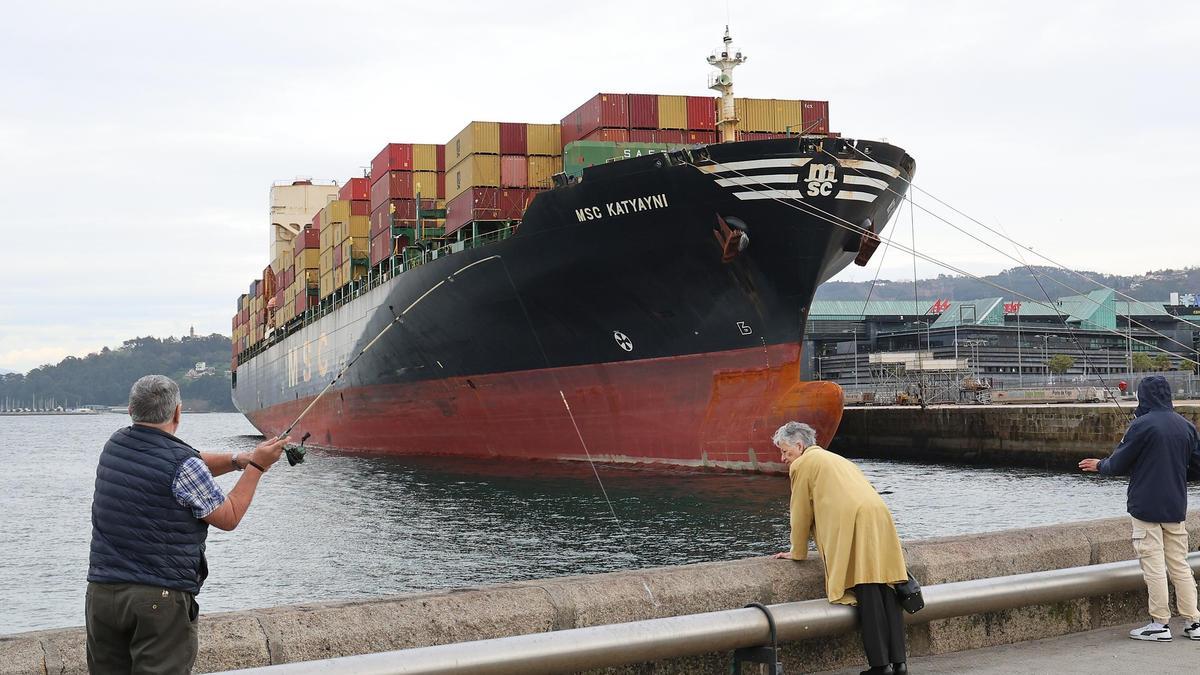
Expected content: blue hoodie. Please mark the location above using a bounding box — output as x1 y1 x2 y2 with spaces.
1099 376 1200 522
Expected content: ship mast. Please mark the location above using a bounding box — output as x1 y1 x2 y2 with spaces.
707 25 747 143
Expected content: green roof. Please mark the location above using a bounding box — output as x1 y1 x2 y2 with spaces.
811 292 1172 328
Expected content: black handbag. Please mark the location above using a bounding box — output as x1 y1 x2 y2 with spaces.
894 572 924 614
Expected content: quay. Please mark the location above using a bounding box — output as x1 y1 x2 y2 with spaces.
831 402 1200 469
3 511 1198 674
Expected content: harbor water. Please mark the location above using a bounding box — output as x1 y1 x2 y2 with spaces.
2 412 1195 636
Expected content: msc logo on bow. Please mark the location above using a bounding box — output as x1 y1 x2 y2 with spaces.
804 163 838 197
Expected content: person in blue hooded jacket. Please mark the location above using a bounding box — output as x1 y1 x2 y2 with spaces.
1080 375 1200 642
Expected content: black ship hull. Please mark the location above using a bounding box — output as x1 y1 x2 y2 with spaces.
233 137 914 472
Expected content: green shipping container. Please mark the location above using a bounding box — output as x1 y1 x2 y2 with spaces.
562 141 686 178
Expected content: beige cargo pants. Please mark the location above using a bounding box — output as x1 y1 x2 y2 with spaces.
1131 517 1199 624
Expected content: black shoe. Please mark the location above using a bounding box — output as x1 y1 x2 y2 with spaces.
892 663 908 675
860 667 894 675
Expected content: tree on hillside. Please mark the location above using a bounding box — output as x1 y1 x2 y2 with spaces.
0 334 235 411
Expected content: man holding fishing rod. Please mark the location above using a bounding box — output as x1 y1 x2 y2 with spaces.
1079 375 1200 643
85 375 291 673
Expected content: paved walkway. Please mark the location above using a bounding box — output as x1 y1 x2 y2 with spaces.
814 622 1200 674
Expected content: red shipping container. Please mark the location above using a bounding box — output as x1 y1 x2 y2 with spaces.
500 155 528 187
560 93 630 146
338 177 369 201
293 226 320 254
801 100 830 134
371 143 413 180
369 231 392 266
499 122 528 155
370 170 414 207
628 129 688 144
438 172 446 200
445 187 501 234
686 96 717 130
436 144 446 172
580 128 630 143
311 211 321 229
498 188 540 220
334 246 343 267
351 199 370 216
627 94 659 129
686 130 717 144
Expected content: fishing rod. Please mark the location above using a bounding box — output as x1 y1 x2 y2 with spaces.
274 254 502 465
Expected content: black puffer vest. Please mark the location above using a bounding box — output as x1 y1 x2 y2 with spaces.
88 425 209 593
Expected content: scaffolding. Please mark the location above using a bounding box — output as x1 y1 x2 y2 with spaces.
864 351 974 405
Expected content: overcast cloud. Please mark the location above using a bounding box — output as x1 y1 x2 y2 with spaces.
1 1 1197 372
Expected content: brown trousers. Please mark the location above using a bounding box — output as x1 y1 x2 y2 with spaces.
85 582 198 674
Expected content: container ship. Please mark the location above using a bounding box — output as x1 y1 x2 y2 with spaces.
230 30 915 472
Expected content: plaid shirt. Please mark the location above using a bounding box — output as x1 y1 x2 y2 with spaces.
172 456 227 519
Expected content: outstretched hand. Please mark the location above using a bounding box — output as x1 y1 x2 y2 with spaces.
250 436 291 471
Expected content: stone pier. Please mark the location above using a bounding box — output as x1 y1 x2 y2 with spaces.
2 512 1196 674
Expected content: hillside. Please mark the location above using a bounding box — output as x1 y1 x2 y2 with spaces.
0 335 235 412
815 266 1200 302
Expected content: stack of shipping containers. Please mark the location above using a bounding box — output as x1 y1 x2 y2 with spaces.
233 93 835 361
444 121 561 238
559 93 718 177
368 143 446 266
731 98 830 140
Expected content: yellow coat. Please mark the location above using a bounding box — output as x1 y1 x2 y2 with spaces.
788 446 907 605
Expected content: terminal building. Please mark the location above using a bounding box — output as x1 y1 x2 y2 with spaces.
802 290 1200 393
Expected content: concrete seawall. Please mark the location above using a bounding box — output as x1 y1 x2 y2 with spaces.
3 511 1197 674
831 403 1200 469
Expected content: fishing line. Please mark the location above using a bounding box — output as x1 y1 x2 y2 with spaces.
278 255 501 442
493 257 627 533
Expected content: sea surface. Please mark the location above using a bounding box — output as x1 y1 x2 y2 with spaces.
2 412 1193 635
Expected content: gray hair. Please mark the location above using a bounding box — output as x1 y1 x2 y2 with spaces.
772 421 817 449
128 375 181 424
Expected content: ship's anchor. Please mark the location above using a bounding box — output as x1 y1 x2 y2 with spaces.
714 214 749 263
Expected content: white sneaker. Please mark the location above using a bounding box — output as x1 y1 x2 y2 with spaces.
1184 622 1200 640
1129 622 1172 641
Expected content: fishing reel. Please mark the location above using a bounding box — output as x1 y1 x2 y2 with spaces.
285 432 310 466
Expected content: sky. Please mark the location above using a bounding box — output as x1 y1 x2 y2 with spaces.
1 1 1197 373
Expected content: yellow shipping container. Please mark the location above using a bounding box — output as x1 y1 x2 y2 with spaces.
735 98 777 133
323 199 351 227
448 121 500 165
319 249 333 275
527 155 563 189
657 95 687 129
774 99 802 133
321 271 334 298
413 171 439 199
335 215 369 241
302 268 319 288
447 154 501 202
526 123 562 155
295 248 319 270
319 225 333 252
413 144 440 172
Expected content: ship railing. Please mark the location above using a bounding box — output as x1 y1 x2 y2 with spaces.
235 225 518 366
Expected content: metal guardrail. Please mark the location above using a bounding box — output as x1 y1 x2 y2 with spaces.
220 553 1199 675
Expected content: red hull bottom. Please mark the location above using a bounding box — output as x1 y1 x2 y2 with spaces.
245 345 843 474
